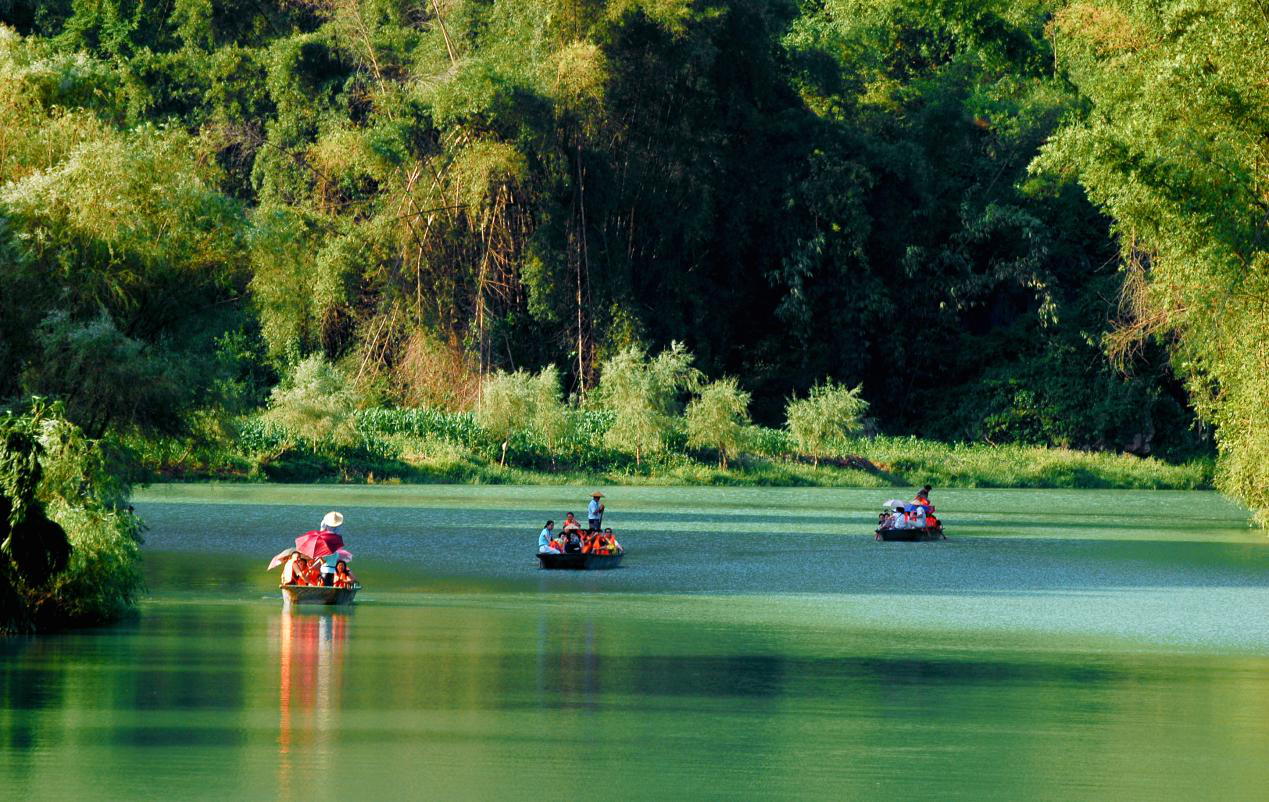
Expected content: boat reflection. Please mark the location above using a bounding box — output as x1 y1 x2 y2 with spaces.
272 608 352 794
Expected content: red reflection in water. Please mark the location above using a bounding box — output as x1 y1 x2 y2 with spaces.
273 610 350 796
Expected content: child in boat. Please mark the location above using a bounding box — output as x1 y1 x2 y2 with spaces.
333 560 356 588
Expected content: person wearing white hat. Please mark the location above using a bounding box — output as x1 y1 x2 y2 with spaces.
318 511 344 586
587 492 605 533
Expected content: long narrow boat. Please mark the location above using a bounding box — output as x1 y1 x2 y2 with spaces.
280 584 361 605
536 552 623 570
876 526 945 542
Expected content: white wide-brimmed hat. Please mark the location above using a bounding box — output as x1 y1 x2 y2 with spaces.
321 511 345 529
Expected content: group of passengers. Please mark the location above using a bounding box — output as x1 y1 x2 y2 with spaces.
538 492 623 555
877 485 941 530
282 553 357 588
538 520 623 555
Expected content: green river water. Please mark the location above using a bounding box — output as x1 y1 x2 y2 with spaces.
3 485 1268 800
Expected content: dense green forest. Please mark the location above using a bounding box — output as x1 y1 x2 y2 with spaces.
0 1 1264 515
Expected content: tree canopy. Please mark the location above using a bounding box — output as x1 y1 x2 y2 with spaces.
1037 0 1269 519
4 1 1257 507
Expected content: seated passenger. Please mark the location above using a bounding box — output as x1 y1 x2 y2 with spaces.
562 512 582 532
539 520 560 553
281 553 301 585
603 528 623 554
890 507 906 529
907 506 926 529
288 556 311 586
302 557 325 586
333 560 356 588
563 531 582 554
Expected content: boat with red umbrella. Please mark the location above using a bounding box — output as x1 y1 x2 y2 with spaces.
273 522 362 605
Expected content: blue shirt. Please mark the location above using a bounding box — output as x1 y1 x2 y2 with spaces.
588 499 602 520
539 528 553 548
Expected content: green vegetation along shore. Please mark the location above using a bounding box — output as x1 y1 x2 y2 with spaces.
134 406 1213 492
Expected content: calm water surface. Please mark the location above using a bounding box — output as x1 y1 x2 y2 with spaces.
3 485 1268 800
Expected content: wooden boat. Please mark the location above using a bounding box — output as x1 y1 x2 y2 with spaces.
876 525 945 542
536 552 623 570
280 583 361 605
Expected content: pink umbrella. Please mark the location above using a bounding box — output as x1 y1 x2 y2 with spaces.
295 530 345 559
267 547 297 571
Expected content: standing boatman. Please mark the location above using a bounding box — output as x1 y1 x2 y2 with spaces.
587 491 605 533
319 511 344 586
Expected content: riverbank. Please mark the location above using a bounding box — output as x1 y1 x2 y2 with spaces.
134 416 1214 492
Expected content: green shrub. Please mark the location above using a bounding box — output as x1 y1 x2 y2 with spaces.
785 382 868 466
263 355 359 448
685 378 752 468
1 400 142 633
595 343 701 466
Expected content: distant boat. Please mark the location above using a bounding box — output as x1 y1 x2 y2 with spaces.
536 552 623 570
280 584 361 605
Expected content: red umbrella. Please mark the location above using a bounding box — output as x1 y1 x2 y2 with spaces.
295 530 345 559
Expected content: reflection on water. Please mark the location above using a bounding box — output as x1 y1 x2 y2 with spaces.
4 583 1269 800
275 609 352 796
2 579 1269 800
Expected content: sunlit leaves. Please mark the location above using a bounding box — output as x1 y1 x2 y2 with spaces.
1038 0 1269 517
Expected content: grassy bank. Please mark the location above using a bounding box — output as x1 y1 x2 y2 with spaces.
131 408 1214 492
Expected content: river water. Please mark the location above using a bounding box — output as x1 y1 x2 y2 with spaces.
3 485 1268 800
